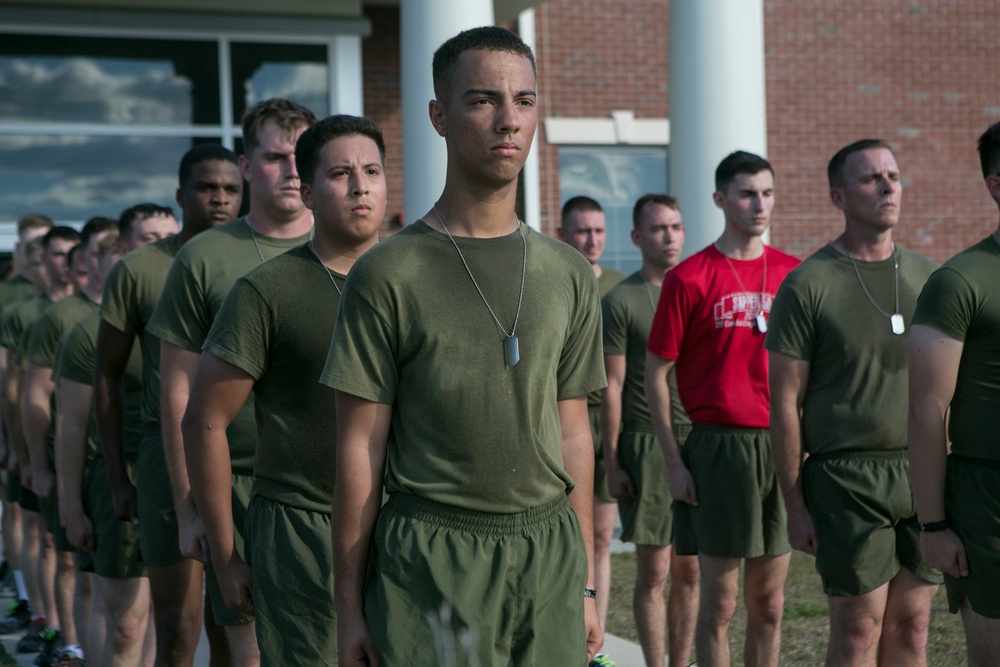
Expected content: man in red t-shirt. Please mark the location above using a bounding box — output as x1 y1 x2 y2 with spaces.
645 151 799 667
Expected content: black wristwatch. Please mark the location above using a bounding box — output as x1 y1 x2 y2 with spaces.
918 519 948 533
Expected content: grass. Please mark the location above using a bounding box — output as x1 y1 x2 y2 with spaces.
607 550 967 666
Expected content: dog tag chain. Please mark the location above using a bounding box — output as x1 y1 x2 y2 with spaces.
845 247 904 335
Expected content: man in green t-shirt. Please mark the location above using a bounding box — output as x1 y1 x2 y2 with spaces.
602 194 698 667
909 122 1000 666
183 115 385 666
327 27 606 666
96 151 238 666
147 98 316 666
768 140 940 666
557 195 625 647
23 218 114 663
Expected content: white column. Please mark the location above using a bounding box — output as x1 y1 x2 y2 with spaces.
517 8 541 232
668 0 767 256
331 35 364 116
401 0 494 223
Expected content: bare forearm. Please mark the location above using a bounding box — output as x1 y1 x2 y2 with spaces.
770 405 806 513
644 353 681 469
22 379 53 470
182 415 235 563
95 372 130 487
55 415 88 511
560 397 596 587
600 381 624 467
908 400 949 522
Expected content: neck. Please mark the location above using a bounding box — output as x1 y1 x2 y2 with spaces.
247 208 314 240
83 283 103 304
639 262 670 287
427 184 519 238
715 228 765 260
592 263 602 278
46 283 73 301
833 226 894 261
311 231 378 276
177 219 215 246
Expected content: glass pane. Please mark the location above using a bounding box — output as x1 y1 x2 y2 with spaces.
560 146 669 274
230 42 329 122
0 135 222 223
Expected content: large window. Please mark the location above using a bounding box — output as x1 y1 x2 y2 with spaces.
559 145 669 274
0 28 348 240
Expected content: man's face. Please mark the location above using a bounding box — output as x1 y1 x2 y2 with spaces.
177 159 243 230
632 204 685 271
301 134 387 246
560 210 607 264
14 226 49 276
240 119 309 221
431 49 537 189
831 147 902 232
42 238 76 288
83 231 110 279
713 170 775 239
25 249 47 290
97 248 124 285
125 214 179 252
68 249 89 292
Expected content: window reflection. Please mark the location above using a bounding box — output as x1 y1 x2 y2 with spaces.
0 135 221 221
0 34 219 125
560 146 669 274
230 43 329 121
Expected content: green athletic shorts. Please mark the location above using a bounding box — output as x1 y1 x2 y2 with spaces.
205 472 254 627
86 457 145 579
944 455 1000 618
136 431 184 568
19 479 39 513
804 450 942 597
589 405 614 503
39 492 74 553
615 422 690 546
367 493 588 666
6 471 21 504
245 495 335 666
675 424 789 558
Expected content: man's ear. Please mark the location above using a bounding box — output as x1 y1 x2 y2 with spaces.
829 187 846 212
429 100 447 138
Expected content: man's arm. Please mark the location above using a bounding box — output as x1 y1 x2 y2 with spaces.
0 349 8 467
2 349 20 474
333 391 390 667
558 395 603 662
644 352 697 506
54 378 95 554
160 340 207 561
600 354 633 500
181 352 252 613
22 361 56 498
908 323 967 579
768 351 817 555
94 320 139 522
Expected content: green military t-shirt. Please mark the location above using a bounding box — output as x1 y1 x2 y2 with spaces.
766 244 937 455
0 275 31 313
147 218 311 474
28 293 97 370
101 235 178 436
203 245 341 514
587 266 627 409
324 221 607 513
54 310 143 458
912 235 1000 460
0 295 50 352
602 272 689 429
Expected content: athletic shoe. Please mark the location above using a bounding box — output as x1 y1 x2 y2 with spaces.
0 598 31 633
16 616 47 652
56 646 86 667
34 628 64 666
589 654 616 667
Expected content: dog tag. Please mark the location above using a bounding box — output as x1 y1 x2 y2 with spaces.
504 335 520 366
756 313 768 333
891 313 905 335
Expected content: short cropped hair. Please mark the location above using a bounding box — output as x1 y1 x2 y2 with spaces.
97 232 122 259
117 203 175 239
560 196 603 226
17 213 54 239
632 194 680 230
433 26 536 103
42 225 81 249
295 115 386 185
24 237 45 259
715 151 774 192
80 216 117 248
977 122 1000 179
827 139 894 188
179 145 239 188
241 98 317 155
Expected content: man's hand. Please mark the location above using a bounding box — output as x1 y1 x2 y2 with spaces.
667 463 698 506
216 552 255 615
31 464 55 500
605 462 635 501
65 510 95 555
786 505 818 555
176 496 208 562
584 596 604 661
920 530 968 579
110 476 139 524
338 615 381 667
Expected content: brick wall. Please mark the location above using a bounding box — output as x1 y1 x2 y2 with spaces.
363 1 999 262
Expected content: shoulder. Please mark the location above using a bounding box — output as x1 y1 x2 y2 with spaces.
765 245 803 270
174 219 248 265
603 272 644 304
531 228 595 277
896 244 939 274
243 244 312 285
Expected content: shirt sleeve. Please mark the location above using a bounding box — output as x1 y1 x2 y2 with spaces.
52 322 94 386
556 268 607 400
764 271 816 361
646 270 688 361
601 290 629 357
202 277 270 381
147 253 212 352
100 260 141 335
912 266 976 342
